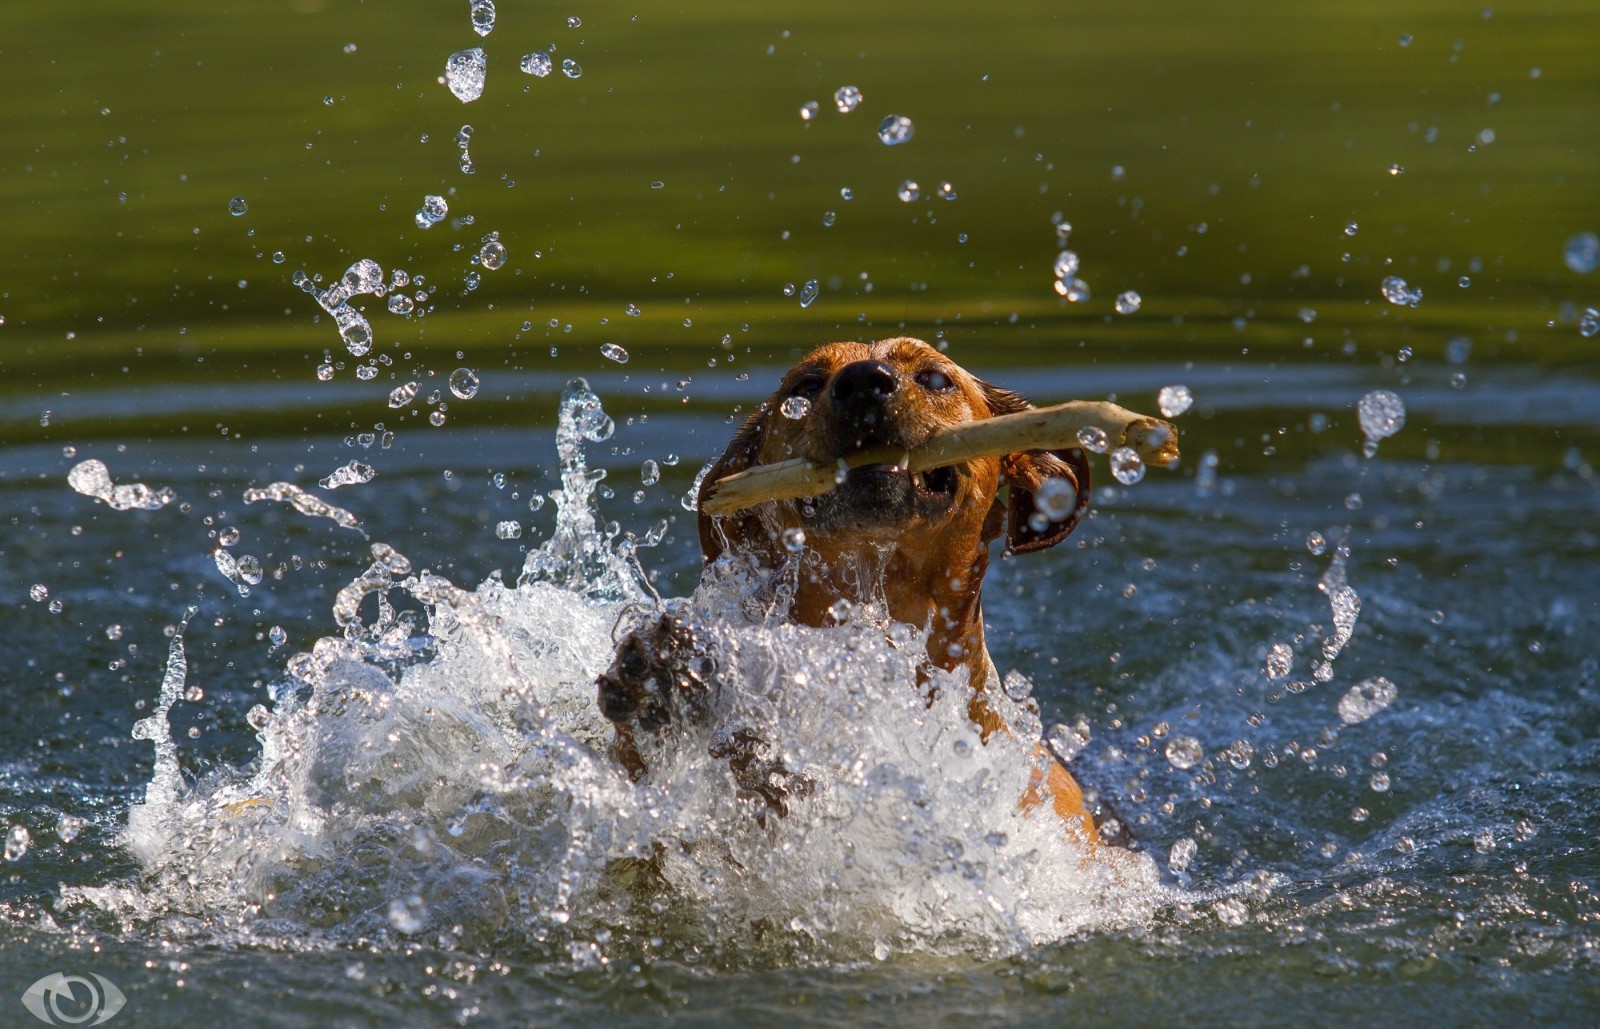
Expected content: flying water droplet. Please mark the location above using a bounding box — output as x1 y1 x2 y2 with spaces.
640 460 660 485
877 114 914 145
1579 308 1600 338
416 193 448 229
600 342 629 364
449 368 479 399
798 279 819 307
1337 676 1397 725
495 520 522 540
1076 425 1109 453
897 180 920 202
4 825 29 861
783 527 806 552
1109 446 1145 485
227 196 248 216
780 395 811 420
1358 389 1406 442
1381 275 1423 306
561 58 582 79
388 382 419 408
1115 290 1142 315
937 181 957 201
1265 642 1293 680
799 100 819 121
1563 231 1599 274
1034 477 1079 520
1164 735 1203 770
470 0 496 36
1157 384 1192 417
445 48 487 103
1168 837 1197 873
478 239 507 269
521 51 553 77
1053 250 1080 280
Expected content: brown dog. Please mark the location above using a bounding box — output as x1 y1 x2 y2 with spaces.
597 337 1102 841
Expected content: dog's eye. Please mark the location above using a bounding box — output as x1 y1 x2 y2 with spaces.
789 375 825 399
915 369 954 392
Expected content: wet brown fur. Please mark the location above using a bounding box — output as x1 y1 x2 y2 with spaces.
693 337 1099 839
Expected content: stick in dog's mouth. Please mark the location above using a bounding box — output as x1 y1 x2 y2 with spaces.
701 399 1180 516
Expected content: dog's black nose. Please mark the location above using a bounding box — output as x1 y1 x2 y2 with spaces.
830 360 897 405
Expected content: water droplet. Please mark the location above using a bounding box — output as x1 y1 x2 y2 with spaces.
1563 231 1599 274
897 180 920 202
1387 163 1405 176
55 813 87 845
798 279 820 307
445 48 487 103
780 395 812 420
561 58 582 79
1306 530 1327 555
937 181 957 201
833 85 863 113
429 410 447 427
566 15 581 27
1474 830 1495 853
4 825 30 861
1076 425 1109 453
1337 676 1397 725
1034 477 1079 520
448 368 480 399
1369 771 1391 793
521 51 553 77
1109 446 1145 485
1053 250 1080 280
1398 32 1414 46
387 895 428 933
1265 642 1293 680
1114 290 1142 315
639 459 660 486
600 342 629 364
1045 719 1091 762
470 0 496 36
1168 837 1197 873
416 193 449 228
29 583 48 603
1165 735 1204 770
821 210 837 227
388 294 415 316
478 239 507 269
1157 384 1192 417
1358 389 1406 441
783 526 806 552
799 100 819 121
227 196 248 216
1380 275 1423 306
388 382 419 408
624 302 641 316
269 625 288 646
316 362 335 381
877 114 914 145
1580 307 1600 338
839 186 854 201
495 520 522 540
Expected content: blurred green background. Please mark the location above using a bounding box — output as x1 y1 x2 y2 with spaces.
0 0 1595 442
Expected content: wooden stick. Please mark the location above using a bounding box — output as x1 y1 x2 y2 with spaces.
700 400 1179 515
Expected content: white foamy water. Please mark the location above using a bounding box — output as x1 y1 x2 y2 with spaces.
100 381 1163 963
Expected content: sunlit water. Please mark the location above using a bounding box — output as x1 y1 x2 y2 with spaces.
4 351 1598 1022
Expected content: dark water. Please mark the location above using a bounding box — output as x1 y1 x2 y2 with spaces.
2 1 1599 1025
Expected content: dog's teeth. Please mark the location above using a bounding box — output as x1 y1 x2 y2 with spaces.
912 471 926 488
896 451 911 472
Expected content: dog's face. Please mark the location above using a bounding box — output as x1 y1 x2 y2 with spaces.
697 338 1091 682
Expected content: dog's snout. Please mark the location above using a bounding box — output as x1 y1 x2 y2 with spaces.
829 360 898 406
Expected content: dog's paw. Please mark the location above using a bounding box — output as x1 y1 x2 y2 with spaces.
708 727 815 824
596 613 714 733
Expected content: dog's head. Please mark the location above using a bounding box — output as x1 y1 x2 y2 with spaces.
697 337 1090 573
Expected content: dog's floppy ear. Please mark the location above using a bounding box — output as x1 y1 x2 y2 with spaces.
977 380 1093 555
696 410 767 565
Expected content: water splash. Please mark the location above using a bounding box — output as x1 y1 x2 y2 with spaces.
106 384 1164 963
242 482 364 533
67 459 176 511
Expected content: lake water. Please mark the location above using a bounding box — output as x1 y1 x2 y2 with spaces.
2 1 1598 1025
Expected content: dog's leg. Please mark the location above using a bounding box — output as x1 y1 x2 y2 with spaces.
595 613 714 779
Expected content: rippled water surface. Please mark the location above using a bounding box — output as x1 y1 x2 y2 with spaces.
2 1 1598 1025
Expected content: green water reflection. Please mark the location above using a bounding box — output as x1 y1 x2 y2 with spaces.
2 0 1595 403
